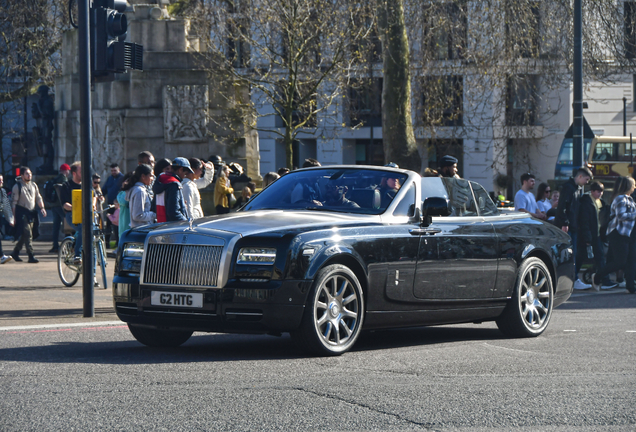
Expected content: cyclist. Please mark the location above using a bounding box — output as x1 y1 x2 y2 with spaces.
59 161 83 264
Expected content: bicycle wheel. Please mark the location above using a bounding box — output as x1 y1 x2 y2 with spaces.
96 237 108 290
58 237 80 287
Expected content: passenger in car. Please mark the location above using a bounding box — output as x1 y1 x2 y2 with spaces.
378 174 401 208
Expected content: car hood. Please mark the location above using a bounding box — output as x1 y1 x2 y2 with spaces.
134 210 380 238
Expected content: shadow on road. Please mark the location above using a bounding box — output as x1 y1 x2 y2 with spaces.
560 291 636 310
0 324 508 365
0 307 114 319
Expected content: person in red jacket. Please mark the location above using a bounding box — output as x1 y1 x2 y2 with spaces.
152 157 191 222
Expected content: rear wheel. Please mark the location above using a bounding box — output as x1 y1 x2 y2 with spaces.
58 237 80 287
496 257 554 337
128 324 193 347
291 264 364 356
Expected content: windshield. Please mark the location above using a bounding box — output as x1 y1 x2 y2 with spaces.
243 168 409 215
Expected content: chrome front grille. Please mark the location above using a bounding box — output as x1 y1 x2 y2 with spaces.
142 243 223 287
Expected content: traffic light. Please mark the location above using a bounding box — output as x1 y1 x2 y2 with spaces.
91 0 143 74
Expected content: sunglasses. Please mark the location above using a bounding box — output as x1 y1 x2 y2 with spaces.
545 189 551 193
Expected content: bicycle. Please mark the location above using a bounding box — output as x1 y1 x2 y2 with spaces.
57 207 110 289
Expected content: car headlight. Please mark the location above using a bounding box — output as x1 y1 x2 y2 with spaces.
123 242 144 259
237 247 276 264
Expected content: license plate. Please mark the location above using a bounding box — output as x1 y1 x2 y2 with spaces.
151 291 203 308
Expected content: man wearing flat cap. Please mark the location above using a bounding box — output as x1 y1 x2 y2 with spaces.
438 155 460 178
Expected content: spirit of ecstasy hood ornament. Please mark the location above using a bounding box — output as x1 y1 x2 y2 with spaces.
186 217 194 231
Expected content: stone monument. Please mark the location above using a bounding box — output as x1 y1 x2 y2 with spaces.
54 0 260 182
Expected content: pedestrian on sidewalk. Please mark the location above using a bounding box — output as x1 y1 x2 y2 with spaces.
47 163 70 253
11 167 47 263
58 161 83 263
123 164 156 228
102 163 123 248
555 166 593 279
514 173 546 220
593 176 636 293
214 165 234 215
152 157 189 222
0 174 14 264
536 182 552 213
575 181 615 290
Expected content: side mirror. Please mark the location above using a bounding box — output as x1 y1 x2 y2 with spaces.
421 197 450 226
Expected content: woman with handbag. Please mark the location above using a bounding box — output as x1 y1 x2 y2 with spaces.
593 176 636 292
214 165 234 215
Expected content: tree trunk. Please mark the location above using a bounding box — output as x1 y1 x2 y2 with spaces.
285 107 294 169
377 0 420 171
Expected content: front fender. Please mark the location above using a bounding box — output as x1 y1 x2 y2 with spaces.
304 242 368 282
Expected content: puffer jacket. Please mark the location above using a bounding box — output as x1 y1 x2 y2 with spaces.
152 172 187 222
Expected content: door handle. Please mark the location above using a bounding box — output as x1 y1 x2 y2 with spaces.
409 228 442 236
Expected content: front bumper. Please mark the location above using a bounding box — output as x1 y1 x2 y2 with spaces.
113 276 313 333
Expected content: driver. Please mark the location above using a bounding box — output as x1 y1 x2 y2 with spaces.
323 182 359 208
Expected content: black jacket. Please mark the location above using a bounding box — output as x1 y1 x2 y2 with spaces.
555 178 583 232
59 180 82 214
578 194 608 245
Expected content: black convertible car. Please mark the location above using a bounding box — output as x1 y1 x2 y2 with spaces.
113 166 574 355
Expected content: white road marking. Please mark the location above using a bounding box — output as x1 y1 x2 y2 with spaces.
564 330 577 332
0 321 123 332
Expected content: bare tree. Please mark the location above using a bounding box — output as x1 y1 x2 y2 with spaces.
377 0 420 170
396 0 636 174
190 0 375 168
0 0 69 104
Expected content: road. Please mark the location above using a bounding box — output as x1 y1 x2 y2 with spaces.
0 243 635 431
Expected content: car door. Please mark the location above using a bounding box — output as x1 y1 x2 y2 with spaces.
413 178 498 301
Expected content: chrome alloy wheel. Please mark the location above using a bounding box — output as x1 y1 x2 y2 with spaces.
312 272 361 350
518 261 553 332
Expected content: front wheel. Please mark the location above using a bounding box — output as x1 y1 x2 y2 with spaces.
58 237 80 287
128 324 193 347
496 257 554 337
291 264 364 356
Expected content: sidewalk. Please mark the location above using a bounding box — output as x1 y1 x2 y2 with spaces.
0 240 119 328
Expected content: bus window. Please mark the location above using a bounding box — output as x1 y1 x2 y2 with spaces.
554 138 592 180
593 141 636 162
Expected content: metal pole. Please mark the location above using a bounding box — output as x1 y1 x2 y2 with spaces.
573 0 584 169
631 133 633 173
78 0 94 317
624 97 628 137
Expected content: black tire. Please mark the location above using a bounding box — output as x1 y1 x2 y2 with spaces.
291 264 364 356
128 324 193 347
496 257 554 337
58 237 80 287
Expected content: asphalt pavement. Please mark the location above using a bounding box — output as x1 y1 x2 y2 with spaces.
0 241 119 328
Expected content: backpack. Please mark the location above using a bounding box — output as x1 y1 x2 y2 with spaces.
44 179 59 205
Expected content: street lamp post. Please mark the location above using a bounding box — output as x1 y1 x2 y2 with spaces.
572 0 584 170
